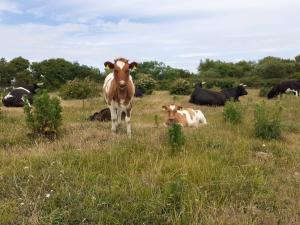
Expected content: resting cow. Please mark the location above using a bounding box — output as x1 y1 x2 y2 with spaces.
103 58 137 137
2 84 39 107
221 84 248 101
267 80 300 99
162 104 207 127
134 88 143 98
89 108 125 121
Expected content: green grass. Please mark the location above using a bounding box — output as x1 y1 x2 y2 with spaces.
0 90 300 225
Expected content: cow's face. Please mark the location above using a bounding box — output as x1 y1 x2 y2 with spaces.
237 85 248 96
104 58 138 90
162 104 183 125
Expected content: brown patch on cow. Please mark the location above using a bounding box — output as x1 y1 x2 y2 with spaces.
186 108 195 119
104 58 137 106
163 104 188 126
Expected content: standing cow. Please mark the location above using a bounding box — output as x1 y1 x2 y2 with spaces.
2 84 39 107
162 104 207 127
267 80 300 99
103 58 137 137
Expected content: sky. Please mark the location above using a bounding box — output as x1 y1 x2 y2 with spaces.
0 0 300 72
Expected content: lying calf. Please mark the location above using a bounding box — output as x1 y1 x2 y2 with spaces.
162 104 207 127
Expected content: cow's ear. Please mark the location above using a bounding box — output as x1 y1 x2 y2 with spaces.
177 105 183 110
162 105 168 111
104 61 114 69
129 62 138 70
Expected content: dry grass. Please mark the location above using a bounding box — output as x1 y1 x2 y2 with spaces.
0 89 299 225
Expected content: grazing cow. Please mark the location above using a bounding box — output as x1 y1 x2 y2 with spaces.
103 58 137 137
2 84 39 107
189 83 227 106
134 88 143 98
162 104 207 127
267 80 300 99
221 84 248 101
89 108 125 121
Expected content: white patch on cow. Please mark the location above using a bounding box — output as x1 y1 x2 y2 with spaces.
116 61 125 69
15 87 31 93
4 93 13 99
177 109 207 127
103 73 114 101
169 104 176 110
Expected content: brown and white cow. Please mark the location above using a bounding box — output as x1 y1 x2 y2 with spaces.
103 58 138 137
162 104 207 127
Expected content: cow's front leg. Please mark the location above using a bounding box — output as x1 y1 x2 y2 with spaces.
126 107 132 138
109 106 117 132
117 107 123 127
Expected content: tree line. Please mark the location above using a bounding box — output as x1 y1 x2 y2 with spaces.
1 55 300 90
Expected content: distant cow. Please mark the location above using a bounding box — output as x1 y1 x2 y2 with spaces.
134 88 143 98
221 84 248 101
162 104 207 127
189 83 227 106
2 84 39 107
89 108 126 121
103 57 138 137
267 80 300 99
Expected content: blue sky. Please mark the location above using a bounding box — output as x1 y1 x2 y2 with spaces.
1 0 300 72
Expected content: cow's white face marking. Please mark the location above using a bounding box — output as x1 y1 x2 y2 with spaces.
15 87 31 93
116 61 125 69
4 94 13 99
169 104 176 111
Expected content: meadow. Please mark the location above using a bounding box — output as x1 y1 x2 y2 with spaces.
0 89 299 225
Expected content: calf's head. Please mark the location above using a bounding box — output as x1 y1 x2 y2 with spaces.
104 58 138 89
237 84 248 96
162 104 183 126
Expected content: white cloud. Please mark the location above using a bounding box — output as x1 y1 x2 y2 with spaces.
0 0 300 72
0 0 21 13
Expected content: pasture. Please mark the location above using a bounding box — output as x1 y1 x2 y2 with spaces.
0 89 300 225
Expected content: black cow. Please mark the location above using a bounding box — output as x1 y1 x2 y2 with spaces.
134 88 143 98
2 84 39 107
189 83 227 106
221 84 248 101
89 108 126 121
267 80 300 99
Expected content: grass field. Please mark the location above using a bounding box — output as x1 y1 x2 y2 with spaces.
0 89 300 225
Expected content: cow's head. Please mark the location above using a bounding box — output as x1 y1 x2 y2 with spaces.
104 58 138 90
162 104 183 126
237 83 248 97
267 86 279 99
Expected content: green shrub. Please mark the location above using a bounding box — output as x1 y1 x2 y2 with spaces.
170 79 191 95
254 102 282 139
24 91 62 137
223 101 243 124
259 87 271 97
135 74 157 94
59 79 101 100
168 123 185 152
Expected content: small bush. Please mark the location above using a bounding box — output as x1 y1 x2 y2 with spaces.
254 102 282 139
223 101 243 124
59 79 100 100
259 87 271 97
135 74 157 95
24 91 62 137
170 79 191 95
168 123 185 152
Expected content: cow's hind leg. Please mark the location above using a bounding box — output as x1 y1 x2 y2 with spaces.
109 106 117 132
117 108 123 127
126 108 132 138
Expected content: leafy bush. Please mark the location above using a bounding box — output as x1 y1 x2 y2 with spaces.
135 74 157 94
259 87 271 97
168 123 185 152
170 79 191 95
59 79 101 100
254 102 282 139
24 91 62 137
223 101 243 124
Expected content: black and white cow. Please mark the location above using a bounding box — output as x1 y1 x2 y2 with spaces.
189 83 227 106
267 80 300 99
2 84 39 107
221 84 248 101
